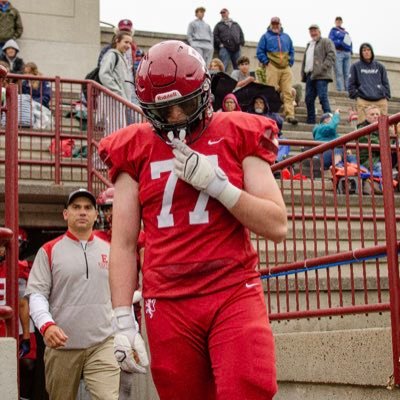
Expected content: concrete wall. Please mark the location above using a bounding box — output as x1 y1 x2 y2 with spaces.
13 0 100 79
0 338 18 399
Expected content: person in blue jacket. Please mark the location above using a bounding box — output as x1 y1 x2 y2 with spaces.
329 16 352 92
348 42 390 124
313 109 347 169
256 17 297 125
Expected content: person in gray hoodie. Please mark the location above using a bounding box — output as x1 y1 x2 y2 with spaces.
348 42 390 123
0 38 23 73
187 6 214 66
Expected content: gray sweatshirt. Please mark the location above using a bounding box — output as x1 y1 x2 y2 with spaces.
99 48 133 101
187 18 213 46
26 231 114 349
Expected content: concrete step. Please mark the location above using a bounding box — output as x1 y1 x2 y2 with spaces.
274 327 394 388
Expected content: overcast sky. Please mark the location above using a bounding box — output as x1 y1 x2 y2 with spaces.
100 0 399 58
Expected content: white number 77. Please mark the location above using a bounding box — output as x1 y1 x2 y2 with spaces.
150 155 218 228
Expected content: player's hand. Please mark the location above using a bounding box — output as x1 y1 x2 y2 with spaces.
44 325 68 349
113 306 149 374
19 338 31 358
172 138 241 209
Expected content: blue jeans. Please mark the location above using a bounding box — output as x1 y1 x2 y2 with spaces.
305 75 331 124
219 47 241 71
335 51 351 91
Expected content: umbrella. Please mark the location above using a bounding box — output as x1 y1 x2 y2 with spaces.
210 72 237 111
233 82 283 113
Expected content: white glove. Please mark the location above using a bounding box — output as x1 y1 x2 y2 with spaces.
172 138 241 209
113 306 149 374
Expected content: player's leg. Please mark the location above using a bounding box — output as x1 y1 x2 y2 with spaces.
209 278 278 400
145 297 216 400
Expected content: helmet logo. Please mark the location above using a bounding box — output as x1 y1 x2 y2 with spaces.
155 90 182 103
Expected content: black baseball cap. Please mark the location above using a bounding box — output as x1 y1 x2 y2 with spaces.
66 189 96 207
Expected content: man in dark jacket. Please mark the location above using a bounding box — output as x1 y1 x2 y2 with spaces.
248 94 283 136
0 1 23 48
213 8 244 71
348 43 390 124
301 24 336 124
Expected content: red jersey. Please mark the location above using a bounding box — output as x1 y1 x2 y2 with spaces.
0 259 31 337
100 112 278 298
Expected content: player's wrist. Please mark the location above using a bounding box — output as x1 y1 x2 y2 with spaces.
216 181 242 209
113 306 137 332
205 167 241 209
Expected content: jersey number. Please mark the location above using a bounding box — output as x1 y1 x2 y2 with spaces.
150 156 218 228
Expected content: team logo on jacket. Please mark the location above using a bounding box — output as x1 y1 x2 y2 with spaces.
98 254 109 270
145 298 156 319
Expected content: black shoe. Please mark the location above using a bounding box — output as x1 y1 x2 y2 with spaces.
286 117 298 125
302 157 322 179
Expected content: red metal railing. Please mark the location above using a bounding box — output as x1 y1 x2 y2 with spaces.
266 114 400 385
0 73 143 191
0 79 19 340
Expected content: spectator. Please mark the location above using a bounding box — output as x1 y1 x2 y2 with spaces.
134 48 144 72
0 1 23 48
329 16 353 92
99 31 133 102
25 189 125 400
22 62 52 109
348 43 390 124
256 17 298 125
357 105 381 169
208 57 224 73
99 39 286 400
312 110 354 169
0 38 23 74
248 94 283 136
187 6 214 66
230 55 255 88
98 19 138 105
301 24 336 124
213 8 245 71
222 92 241 111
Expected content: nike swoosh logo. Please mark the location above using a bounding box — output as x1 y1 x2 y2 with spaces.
245 283 260 288
208 138 224 145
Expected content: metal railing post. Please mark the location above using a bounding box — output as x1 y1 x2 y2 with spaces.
379 115 400 386
4 83 19 340
86 83 93 192
54 76 61 184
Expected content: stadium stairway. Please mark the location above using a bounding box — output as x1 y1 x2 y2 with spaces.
270 90 400 399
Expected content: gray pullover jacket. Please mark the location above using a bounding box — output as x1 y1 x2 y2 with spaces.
26 231 113 349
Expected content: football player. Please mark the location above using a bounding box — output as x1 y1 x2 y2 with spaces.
99 40 287 400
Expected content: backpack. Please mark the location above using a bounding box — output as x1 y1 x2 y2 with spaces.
83 53 119 100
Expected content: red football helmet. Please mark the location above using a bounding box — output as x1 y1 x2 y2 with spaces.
18 228 28 250
96 187 114 207
135 40 212 143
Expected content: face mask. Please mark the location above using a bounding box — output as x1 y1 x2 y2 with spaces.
255 107 264 114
